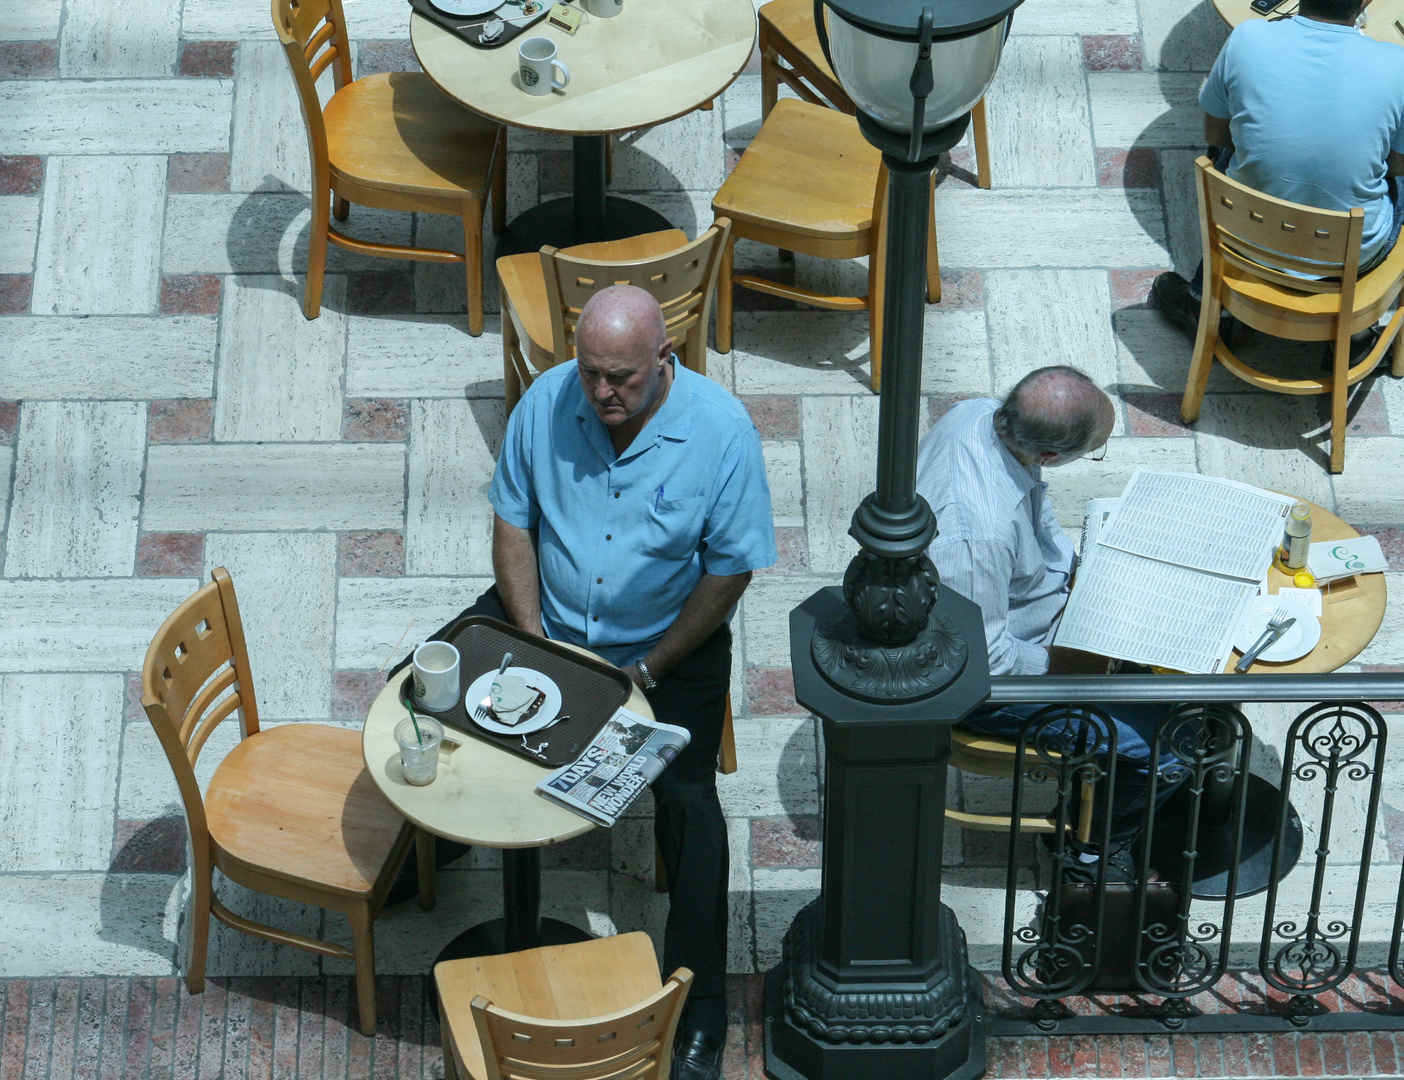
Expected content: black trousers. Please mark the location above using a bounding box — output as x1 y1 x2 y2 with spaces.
396 587 732 997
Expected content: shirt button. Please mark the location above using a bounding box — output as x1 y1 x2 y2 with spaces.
613 492 620 499
596 577 603 584
592 615 599 622
606 534 612 540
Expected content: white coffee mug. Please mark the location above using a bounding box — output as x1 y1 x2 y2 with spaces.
584 0 622 17
411 641 461 711
518 36 570 96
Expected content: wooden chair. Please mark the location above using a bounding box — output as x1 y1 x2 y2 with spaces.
273 0 506 333
712 98 938 393
141 567 434 1037
947 728 1094 843
498 221 732 413
436 933 691 1080
1181 155 1404 473
758 0 992 190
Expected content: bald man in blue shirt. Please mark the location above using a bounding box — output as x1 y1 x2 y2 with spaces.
487 285 775 1080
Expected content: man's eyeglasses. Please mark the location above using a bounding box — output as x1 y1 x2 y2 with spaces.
1082 443 1108 462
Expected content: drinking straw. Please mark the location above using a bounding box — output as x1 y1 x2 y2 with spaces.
407 701 424 746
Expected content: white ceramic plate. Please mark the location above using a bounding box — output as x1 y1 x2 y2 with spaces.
464 667 562 735
1231 596 1322 664
429 0 500 18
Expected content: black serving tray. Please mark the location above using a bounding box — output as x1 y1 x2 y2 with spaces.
409 0 555 49
398 615 631 767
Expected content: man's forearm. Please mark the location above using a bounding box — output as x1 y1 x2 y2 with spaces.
1205 113 1232 151
492 514 545 637
630 571 752 685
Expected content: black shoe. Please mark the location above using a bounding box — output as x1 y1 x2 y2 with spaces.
671 1027 725 1080
1046 838 1137 886
1320 325 1382 371
1150 271 1200 340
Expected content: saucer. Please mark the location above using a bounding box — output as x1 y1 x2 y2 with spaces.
429 0 500 17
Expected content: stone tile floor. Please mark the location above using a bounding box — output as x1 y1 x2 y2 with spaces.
4 0 1404 1074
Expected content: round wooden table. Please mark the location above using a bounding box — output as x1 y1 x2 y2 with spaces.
363 653 652 959
1224 497 1387 673
1212 0 1404 46
411 0 756 252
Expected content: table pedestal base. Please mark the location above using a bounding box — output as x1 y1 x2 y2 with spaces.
497 196 676 258
435 916 593 967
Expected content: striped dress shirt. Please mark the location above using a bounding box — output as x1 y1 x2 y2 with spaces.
914 398 1075 676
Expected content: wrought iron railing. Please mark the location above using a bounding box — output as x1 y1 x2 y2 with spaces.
976 673 1404 1034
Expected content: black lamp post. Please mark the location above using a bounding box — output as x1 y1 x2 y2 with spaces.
765 3 1021 1079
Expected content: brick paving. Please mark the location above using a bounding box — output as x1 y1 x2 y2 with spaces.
4 0 1404 1074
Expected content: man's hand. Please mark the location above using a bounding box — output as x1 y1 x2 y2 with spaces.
1047 645 1119 675
492 514 545 637
635 571 752 685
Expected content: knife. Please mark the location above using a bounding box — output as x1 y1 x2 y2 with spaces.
1235 617 1296 672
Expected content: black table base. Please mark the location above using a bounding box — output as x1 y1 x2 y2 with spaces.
1149 773 1304 900
435 916 592 966
494 134 675 258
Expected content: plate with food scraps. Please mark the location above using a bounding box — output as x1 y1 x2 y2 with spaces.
1230 595 1321 664
464 666 562 734
429 0 501 18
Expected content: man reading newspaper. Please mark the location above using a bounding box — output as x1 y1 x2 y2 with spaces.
914 367 1179 885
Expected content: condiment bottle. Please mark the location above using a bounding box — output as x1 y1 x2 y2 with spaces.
1281 502 1312 570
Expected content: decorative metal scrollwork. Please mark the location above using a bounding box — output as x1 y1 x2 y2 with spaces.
1134 704 1251 1002
1260 703 1386 1001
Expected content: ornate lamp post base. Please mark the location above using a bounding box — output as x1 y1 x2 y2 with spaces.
764 905 987 1080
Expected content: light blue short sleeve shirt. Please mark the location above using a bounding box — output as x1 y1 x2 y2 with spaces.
1200 16 1404 263
489 360 777 666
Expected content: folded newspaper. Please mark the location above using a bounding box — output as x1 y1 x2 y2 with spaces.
536 707 691 827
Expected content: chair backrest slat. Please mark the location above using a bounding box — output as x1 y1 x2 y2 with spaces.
272 0 353 180
471 972 692 1080
1196 156 1365 311
141 568 261 842
540 221 731 372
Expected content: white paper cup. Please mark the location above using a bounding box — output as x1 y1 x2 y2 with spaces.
584 0 622 16
518 36 570 95
411 641 460 711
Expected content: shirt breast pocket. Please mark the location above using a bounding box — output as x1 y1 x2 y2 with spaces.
641 495 707 560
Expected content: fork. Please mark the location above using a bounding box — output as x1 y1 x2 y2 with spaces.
1235 604 1289 672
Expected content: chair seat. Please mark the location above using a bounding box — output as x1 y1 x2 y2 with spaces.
325 72 500 199
207 723 406 897
1221 235 1404 334
712 99 879 241
436 933 663 1080
497 228 688 356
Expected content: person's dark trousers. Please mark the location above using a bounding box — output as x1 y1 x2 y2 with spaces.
392 587 732 998
960 700 1182 847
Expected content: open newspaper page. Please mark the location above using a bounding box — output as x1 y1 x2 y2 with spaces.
536 707 691 827
1078 497 1119 560
1055 546 1258 673
1097 470 1294 581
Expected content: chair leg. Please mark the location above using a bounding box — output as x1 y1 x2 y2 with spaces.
926 173 941 304
760 55 778 121
305 181 331 320
1394 325 1404 378
416 828 437 912
439 996 460 1080
492 130 508 237
349 903 378 1037
1330 332 1350 474
971 97 992 190
503 309 523 414
716 236 736 354
1180 291 1221 423
333 195 350 222
185 856 212 995
869 239 887 396
718 693 737 775
463 200 484 337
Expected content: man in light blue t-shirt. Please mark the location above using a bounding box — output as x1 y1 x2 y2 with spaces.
1152 0 1404 348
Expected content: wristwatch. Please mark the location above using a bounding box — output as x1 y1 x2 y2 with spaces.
636 659 658 692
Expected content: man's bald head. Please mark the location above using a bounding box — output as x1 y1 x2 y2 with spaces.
994 366 1114 464
576 285 668 363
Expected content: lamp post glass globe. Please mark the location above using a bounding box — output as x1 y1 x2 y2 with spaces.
814 0 1022 161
